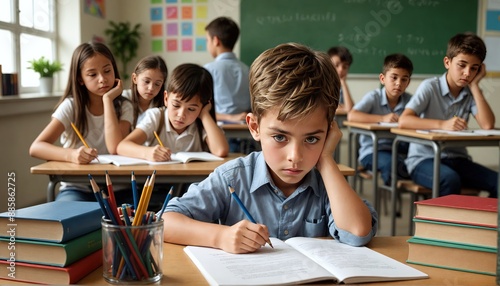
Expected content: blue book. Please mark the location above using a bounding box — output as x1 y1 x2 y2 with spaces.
0 201 102 243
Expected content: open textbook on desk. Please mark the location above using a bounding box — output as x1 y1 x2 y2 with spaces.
92 152 223 166
184 237 428 285
416 129 500 136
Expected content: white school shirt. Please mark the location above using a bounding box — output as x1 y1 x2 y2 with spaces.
122 89 154 125
52 97 133 192
136 107 207 153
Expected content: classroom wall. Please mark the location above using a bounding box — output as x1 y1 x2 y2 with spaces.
3 0 498 212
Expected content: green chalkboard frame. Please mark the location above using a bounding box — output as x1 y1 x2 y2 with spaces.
240 0 478 76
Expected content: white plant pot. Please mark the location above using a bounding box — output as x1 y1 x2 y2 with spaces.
39 77 53 95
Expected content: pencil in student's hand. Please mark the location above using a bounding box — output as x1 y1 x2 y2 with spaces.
153 131 164 147
70 122 89 148
70 122 99 162
228 185 273 248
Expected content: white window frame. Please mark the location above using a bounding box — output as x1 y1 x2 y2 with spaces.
0 0 58 94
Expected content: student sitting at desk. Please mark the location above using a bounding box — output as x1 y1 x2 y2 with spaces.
348 53 413 186
162 43 377 254
122 55 168 128
327 46 355 113
29 42 133 201
399 33 498 198
117 63 229 161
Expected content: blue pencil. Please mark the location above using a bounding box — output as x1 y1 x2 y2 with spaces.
88 174 108 219
228 185 273 248
228 185 256 223
157 186 174 220
131 171 138 211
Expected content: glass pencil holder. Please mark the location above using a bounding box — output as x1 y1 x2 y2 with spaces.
101 218 163 284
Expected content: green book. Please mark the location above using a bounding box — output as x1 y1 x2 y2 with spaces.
0 229 101 267
407 237 496 276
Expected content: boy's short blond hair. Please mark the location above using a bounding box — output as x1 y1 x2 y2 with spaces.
249 43 339 124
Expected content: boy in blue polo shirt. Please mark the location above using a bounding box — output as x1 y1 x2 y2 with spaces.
399 33 497 198
163 43 377 254
327 46 355 112
348 53 413 186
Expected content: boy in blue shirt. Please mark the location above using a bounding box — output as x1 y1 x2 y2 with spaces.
348 53 413 186
399 33 497 198
204 17 252 153
327 46 355 112
163 43 377 254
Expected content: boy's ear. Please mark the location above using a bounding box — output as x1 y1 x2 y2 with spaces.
163 91 168 106
443 57 451 69
246 113 261 142
379 73 385 85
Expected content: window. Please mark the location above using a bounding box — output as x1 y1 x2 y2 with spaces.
0 0 57 93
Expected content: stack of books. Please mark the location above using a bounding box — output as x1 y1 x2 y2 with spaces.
407 194 497 276
0 201 104 284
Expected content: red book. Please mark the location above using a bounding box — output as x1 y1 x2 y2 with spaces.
414 194 497 228
0 249 102 284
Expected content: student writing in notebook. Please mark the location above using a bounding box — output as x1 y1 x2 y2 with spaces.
29 42 133 201
399 33 498 197
348 54 413 186
117 63 229 162
122 55 168 128
327 46 354 112
162 43 377 254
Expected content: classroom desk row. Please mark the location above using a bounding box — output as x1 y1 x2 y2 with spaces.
343 121 500 235
31 153 355 202
2 236 494 285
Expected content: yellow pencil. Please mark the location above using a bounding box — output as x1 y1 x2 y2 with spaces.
71 122 99 162
153 131 164 147
70 122 89 148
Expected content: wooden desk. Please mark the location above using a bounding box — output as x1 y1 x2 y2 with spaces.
389 128 500 235
344 121 396 214
219 123 253 140
31 153 244 202
31 154 354 202
3 236 493 285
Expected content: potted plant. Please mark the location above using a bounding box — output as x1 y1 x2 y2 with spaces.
105 21 142 81
28 56 63 95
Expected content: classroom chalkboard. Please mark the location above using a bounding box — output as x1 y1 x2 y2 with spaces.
240 0 478 76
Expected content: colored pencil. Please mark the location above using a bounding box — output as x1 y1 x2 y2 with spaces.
157 186 174 220
71 122 99 162
88 174 108 219
228 185 273 248
153 131 164 147
131 171 138 210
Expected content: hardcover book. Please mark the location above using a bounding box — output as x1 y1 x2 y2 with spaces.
0 201 102 243
93 152 224 166
0 229 102 267
0 249 102 284
414 194 497 228
413 218 497 248
407 237 496 276
185 237 428 285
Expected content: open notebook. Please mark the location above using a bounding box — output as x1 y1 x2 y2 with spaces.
184 237 428 285
92 152 223 166
416 129 500 136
